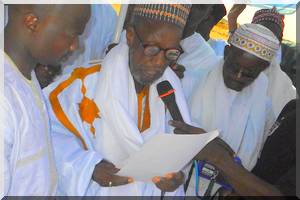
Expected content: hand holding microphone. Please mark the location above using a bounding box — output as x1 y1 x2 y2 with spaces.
156 81 206 135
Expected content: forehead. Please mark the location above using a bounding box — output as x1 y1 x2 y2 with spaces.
50 5 90 30
137 20 182 48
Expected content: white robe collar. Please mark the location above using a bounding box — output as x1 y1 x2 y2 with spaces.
93 42 191 167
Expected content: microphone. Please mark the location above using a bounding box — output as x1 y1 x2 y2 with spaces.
157 81 184 122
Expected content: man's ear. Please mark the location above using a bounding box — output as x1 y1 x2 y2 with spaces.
126 26 135 47
23 13 39 32
224 45 231 59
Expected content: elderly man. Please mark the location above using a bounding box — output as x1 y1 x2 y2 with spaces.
188 23 280 195
191 23 279 169
44 4 195 196
1 5 90 196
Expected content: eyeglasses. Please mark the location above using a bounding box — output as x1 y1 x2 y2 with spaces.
133 26 183 62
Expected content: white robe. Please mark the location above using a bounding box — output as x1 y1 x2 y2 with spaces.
177 33 219 100
263 59 296 118
44 42 192 196
190 60 275 170
1 54 57 196
208 38 228 57
186 59 275 196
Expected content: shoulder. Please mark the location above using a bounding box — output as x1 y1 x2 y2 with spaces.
44 63 102 99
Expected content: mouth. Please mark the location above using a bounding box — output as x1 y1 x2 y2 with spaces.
225 77 246 91
135 70 164 86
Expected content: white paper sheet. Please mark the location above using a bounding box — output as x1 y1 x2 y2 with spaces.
117 130 219 182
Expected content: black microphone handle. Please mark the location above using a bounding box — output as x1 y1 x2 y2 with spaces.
165 101 184 122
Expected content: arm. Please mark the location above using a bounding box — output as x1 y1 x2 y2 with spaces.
216 155 282 196
227 4 246 33
51 123 132 195
194 138 282 197
168 120 282 196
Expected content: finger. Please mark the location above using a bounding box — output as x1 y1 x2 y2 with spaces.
173 128 188 134
164 173 176 179
169 120 197 131
172 122 206 135
152 176 161 184
168 120 186 128
164 172 184 183
174 171 184 183
107 167 120 174
100 160 120 174
155 176 179 192
173 127 202 135
110 174 133 186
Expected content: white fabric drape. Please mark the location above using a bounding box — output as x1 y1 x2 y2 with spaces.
178 33 219 100
190 60 275 171
1 53 57 196
44 42 192 196
263 59 296 118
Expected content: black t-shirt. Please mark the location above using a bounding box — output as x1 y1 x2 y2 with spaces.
252 99 296 196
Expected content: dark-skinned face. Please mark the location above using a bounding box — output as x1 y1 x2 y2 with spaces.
126 21 182 86
28 5 91 66
223 45 270 91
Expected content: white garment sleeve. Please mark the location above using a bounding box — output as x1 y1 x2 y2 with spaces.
0 96 15 197
50 123 102 196
44 86 103 196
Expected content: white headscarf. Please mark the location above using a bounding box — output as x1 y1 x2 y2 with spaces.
178 32 219 100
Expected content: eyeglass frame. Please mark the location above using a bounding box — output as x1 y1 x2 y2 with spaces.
132 26 184 62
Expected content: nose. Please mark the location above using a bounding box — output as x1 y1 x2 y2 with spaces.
152 50 167 69
236 68 243 79
69 37 79 52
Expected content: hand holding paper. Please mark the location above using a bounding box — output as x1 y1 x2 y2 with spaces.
117 130 219 182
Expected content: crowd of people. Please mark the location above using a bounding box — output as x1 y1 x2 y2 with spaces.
1 4 297 197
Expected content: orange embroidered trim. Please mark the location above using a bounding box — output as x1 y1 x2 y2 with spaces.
137 86 151 132
134 7 186 26
170 4 190 15
78 96 100 138
49 64 101 150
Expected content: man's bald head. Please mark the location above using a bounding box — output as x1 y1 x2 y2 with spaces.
6 4 90 66
8 4 89 20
